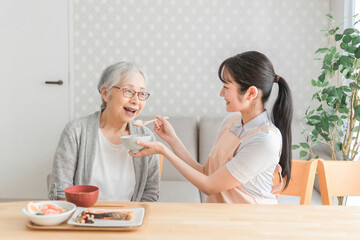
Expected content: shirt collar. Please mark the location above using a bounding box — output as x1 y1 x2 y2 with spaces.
232 111 269 131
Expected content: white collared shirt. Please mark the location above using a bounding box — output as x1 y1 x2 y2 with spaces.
213 111 282 199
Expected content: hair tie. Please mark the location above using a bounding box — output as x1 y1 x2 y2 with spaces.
274 75 280 83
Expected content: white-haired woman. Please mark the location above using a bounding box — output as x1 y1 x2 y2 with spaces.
49 62 160 202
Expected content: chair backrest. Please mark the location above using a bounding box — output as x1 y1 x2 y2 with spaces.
317 159 360 205
273 159 318 205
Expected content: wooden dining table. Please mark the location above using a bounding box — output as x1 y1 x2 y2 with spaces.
1 201 360 239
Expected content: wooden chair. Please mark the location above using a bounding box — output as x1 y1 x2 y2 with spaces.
273 159 318 205
317 159 360 205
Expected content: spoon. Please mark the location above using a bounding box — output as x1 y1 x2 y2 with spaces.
132 117 169 127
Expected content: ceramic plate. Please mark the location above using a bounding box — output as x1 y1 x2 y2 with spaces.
67 207 145 228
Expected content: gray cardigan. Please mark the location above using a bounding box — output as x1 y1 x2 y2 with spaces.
48 111 160 202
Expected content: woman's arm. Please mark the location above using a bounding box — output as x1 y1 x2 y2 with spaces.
153 116 204 173
162 147 241 195
166 135 205 173
130 141 241 195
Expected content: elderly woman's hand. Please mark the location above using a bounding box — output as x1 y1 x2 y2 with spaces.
128 141 166 158
153 116 178 144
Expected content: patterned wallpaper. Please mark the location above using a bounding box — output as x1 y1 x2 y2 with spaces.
72 0 330 124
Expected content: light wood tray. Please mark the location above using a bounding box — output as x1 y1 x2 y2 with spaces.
26 203 148 231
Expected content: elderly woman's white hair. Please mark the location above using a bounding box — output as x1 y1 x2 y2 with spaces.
97 62 147 111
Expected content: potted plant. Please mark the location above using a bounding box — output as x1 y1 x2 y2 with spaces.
292 14 360 205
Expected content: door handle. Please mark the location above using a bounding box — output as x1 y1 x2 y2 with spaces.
45 80 63 85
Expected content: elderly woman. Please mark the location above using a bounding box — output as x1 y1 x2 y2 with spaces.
48 62 160 202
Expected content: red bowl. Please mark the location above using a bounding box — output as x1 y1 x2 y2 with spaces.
65 185 99 207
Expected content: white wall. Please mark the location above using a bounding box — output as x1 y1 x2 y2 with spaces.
70 0 336 157
71 0 329 119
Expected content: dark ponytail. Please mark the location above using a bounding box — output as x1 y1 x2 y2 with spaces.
218 51 293 188
272 77 293 188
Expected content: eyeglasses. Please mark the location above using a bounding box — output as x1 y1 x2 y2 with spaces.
112 86 150 101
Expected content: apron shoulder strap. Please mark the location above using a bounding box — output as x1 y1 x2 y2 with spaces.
238 125 279 143
224 113 241 129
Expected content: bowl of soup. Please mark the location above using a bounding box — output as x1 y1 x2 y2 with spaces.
65 185 99 207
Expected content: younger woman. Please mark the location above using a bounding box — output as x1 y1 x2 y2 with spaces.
130 51 293 204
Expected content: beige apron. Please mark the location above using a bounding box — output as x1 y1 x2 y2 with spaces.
204 113 282 204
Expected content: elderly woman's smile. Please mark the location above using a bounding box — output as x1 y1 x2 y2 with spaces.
123 106 139 116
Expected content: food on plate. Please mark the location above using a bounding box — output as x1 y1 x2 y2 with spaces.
74 208 133 224
27 202 39 214
75 211 95 224
26 202 66 215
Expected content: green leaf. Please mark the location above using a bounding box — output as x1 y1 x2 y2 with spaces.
292 145 300 150
315 48 329 54
351 126 360 132
326 96 336 105
335 34 343 41
350 82 360 90
355 105 360 114
318 73 325 82
308 115 321 121
344 28 355 35
328 115 339 121
311 79 317 86
300 142 310 149
356 112 360 122
352 36 360 45
321 119 330 132
339 56 351 67
343 35 352 43
326 14 333 19
338 130 344 137
340 42 348 50
329 46 336 54
320 132 331 141
355 47 360 58
340 86 352 92
321 93 328 101
300 150 307 158
312 92 321 101
319 81 329 87
324 54 333 65
335 142 342 152
348 45 357 53
342 68 350 77
337 118 344 126
312 128 319 136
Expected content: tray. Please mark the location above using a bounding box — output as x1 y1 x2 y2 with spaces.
26 203 147 231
